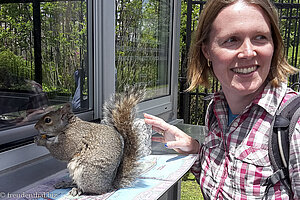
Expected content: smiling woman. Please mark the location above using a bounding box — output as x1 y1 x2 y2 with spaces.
201 1 274 114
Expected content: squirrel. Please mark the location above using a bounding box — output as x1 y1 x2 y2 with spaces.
34 86 152 196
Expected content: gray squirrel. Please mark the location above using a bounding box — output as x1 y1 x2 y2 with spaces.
34 86 152 196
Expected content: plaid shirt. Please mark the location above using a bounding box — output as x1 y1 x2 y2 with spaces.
191 82 300 199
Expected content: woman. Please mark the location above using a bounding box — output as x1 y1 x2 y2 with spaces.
144 0 300 199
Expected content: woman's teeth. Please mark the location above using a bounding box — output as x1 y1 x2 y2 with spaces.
232 66 257 74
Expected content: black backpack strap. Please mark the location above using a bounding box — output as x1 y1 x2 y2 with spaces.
277 94 300 119
289 106 300 138
263 168 290 199
264 94 300 198
275 95 300 169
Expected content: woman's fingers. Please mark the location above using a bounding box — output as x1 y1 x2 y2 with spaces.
144 113 185 138
144 113 161 120
144 113 200 154
166 138 199 154
144 113 171 133
152 137 187 151
151 136 165 143
165 139 191 149
152 127 164 135
144 113 166 125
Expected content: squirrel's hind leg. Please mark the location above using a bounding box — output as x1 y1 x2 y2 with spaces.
78 166 115 195
68 161 116 195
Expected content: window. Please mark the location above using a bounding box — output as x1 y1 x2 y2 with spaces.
0 0 181 180
115 0 172 99
0 0 90 147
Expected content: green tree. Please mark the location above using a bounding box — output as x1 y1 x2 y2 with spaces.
0 50 29 90
0 1 88 96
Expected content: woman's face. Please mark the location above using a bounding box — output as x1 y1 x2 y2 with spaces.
202 1 274 97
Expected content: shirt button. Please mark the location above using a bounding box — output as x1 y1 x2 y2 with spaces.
232 122 238 127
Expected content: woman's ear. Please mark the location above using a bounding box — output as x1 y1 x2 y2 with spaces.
201 43 210 60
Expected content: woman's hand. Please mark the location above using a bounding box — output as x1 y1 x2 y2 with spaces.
144 113 200 154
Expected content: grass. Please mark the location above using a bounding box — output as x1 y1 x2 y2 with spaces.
181 172 204 200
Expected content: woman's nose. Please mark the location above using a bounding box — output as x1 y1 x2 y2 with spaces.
237 39 257 59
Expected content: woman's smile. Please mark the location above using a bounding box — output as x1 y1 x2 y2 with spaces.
231 65 258 75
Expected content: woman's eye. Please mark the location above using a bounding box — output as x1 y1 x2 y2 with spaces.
255 35 267 40
225 37 236 43
222 37 237 46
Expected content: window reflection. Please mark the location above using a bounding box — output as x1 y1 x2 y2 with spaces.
0 1 89 131
115 0 172 99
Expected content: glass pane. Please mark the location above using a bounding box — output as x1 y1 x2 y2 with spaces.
115 0 172 99
0 1 89 131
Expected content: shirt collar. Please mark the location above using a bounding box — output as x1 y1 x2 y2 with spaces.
254 82 287 116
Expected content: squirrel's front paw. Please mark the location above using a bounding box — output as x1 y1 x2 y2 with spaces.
34 135 46 146
69 187 83 196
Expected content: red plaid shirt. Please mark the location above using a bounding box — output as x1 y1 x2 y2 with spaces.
191 82 300 199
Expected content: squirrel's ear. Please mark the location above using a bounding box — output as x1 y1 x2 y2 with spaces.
60 103 72 118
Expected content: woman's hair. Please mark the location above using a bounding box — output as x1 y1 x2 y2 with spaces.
187 0 298 91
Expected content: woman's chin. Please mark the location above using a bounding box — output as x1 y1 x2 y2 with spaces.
230 81 266 96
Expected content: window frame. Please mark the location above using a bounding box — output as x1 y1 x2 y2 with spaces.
118 0 181 121
0 0 96 171
0 0 181 174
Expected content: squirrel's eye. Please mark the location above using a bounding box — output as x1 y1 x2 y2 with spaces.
44 117 52 124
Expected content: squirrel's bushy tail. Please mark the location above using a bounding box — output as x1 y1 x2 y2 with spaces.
102 85 151 188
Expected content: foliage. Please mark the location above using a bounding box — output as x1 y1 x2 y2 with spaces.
179 0 218 125
0 2 87 96
115 0 170 93
1 0 298 111
0 50 30 90
40 2 87 94
181 172 203 200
